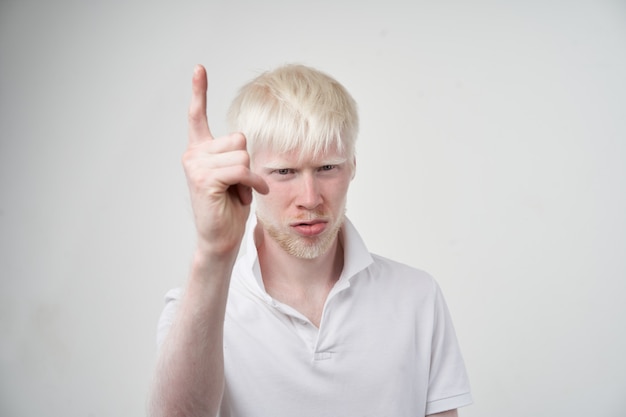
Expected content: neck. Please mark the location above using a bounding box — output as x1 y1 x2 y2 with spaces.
255 223 344 326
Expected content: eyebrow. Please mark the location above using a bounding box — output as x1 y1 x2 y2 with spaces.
262 157 348 171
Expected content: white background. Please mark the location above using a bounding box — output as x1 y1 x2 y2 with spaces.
1 0 625 416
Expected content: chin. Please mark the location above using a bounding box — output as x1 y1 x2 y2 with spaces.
259 216 344 260
285 239 333 259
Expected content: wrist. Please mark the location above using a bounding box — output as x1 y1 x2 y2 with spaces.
187 245 237 290
195 232 243 261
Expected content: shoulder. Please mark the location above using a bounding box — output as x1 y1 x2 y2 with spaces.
357 253 439 299
164 287 183 302
369 253 435 284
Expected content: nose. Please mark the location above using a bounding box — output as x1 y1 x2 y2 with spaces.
296 173 323 210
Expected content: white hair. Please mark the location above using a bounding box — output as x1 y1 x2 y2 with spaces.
227 64 359 164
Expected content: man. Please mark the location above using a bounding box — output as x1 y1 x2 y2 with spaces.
150 64 472 417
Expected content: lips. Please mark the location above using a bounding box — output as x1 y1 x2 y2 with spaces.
290 219 328 237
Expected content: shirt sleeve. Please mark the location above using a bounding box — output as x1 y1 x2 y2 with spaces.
425 282 473 415
155 287 183 350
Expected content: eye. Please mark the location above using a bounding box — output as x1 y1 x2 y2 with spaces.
276 168 292 175
320 165 335 171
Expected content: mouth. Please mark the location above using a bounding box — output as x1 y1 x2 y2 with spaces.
290 219 328 236
291 218 326 226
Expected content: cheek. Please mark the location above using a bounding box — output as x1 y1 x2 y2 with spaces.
264 184 289 204
326 180 351 205
255 186 287 212
336 175 352 193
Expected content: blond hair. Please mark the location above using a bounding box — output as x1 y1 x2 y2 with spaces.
227 64 359 163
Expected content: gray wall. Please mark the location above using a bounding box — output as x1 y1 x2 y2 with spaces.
1 0 625 416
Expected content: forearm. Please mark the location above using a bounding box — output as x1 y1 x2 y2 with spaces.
149 63 267 416
149 250 235 417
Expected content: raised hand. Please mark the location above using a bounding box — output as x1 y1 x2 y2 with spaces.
182 65 268 258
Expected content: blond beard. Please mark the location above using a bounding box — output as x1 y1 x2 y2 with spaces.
257 211 345 259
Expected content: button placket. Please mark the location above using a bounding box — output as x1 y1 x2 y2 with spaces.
311 300 338 362
267 298 318 350
291 315 319 350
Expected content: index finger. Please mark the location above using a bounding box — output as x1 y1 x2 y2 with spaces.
188 64 213 144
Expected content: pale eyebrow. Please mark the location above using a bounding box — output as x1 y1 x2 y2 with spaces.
262 157 348 171
261 162 291 172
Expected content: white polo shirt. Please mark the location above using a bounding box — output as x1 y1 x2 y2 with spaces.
157 218 472 416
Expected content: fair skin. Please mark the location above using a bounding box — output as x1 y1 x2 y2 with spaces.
149 65 269 417
253 148 353 326
149 64 458 417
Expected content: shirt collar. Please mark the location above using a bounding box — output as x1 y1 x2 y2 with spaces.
337 217 374 282
236 215 374 297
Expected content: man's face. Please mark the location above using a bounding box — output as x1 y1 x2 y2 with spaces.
252 147 354 259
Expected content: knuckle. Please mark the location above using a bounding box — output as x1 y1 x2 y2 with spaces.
185 165 211 190
237 150 250 166
181 149 194 167
187 110 201 124
233 164 249 179
230 132 247 148
188 103 206 124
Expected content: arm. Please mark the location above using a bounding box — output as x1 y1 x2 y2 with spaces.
148 65 268 417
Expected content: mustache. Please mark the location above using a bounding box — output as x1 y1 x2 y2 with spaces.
291 211 328 222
